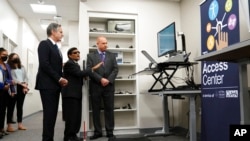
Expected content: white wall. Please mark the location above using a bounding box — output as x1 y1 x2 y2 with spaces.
239 0 250 86
19 19 41 116
239 0 250 41
0 0 18 43
0 0 41 117
179 0 203 132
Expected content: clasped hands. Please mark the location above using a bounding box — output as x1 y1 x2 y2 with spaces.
59 78 68 87
101 78 109 87
20 82 29 94
92 62 109 87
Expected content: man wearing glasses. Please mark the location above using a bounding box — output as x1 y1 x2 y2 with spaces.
62 47 102 141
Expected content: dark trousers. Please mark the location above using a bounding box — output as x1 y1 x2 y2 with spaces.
0 90 9 130
40 89 60 141
90 84 114 135
62 98 82 139
7 85 26 123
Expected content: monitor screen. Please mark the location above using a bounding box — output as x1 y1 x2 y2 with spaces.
157 22 176 57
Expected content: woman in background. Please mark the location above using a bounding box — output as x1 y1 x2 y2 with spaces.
6 53 28 132
0 48 15 139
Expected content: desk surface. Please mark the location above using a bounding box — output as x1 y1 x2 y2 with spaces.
132 62 198 76
157 61 198 69
195 39 250 62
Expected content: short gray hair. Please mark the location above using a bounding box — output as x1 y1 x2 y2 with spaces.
46 23 61 37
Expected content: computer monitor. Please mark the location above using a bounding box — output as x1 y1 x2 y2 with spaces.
157 22 177 57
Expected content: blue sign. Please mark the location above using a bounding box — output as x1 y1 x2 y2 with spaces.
200 0 240 141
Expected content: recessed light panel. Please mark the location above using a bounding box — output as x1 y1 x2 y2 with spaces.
40 19 55 30
30 4 57 14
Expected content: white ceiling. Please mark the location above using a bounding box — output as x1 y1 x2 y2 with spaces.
6 0 180 46
7 0 79 46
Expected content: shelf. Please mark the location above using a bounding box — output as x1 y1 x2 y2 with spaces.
113 126 138 130
89 47 135 52
89 109 137 112
115 78 136 81
115 109 136 112
118 63 136 66
89 32 135 38
88 12 138 131
114 94 136 96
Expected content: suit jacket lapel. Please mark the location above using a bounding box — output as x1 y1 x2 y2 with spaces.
69 59 80 69
94 51 102 62
47 39 62 58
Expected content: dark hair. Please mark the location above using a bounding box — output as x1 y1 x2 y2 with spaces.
7 53 22 69
0 47 7 54
67 47 78 59
47 23 61 37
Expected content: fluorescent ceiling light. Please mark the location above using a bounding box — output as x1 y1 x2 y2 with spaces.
30 4 57 14
40 24 48 30
40 19 55 30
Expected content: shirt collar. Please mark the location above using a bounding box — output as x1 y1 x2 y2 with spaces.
48 38 57 45
97 49 105 54
70 59 78 64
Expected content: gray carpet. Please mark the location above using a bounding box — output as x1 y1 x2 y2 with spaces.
114 137 151 141
1 111 192 141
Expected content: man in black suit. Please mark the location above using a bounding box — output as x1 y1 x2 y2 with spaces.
61 47 102 141
87 36 119 141
35 23 68 141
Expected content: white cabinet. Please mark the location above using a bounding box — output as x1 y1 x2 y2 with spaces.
88 12 139 132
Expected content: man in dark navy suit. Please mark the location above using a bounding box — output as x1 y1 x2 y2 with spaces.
35 23 68 141
61 47 102 141
87 36 118 141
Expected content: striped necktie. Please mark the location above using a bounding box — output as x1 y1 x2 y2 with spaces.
100 52 105 65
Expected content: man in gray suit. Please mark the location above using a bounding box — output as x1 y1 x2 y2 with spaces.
87 36 118 141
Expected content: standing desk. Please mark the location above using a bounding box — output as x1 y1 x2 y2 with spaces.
134 61 200 141
195 39 250 124
143 90 201 141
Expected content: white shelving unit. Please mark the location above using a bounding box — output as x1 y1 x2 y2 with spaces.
87 12 139 133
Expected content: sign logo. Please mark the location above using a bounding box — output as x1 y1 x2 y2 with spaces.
226 90 238 98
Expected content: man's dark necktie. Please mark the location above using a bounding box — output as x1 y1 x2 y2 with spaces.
55 44 62 57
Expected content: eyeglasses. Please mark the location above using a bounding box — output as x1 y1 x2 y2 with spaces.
72 51 80 54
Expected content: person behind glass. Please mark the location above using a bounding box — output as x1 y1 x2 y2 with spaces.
87 36 118 141
61 47 103 141
6 53 29 132
35 23 68 141
0 48 15 139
